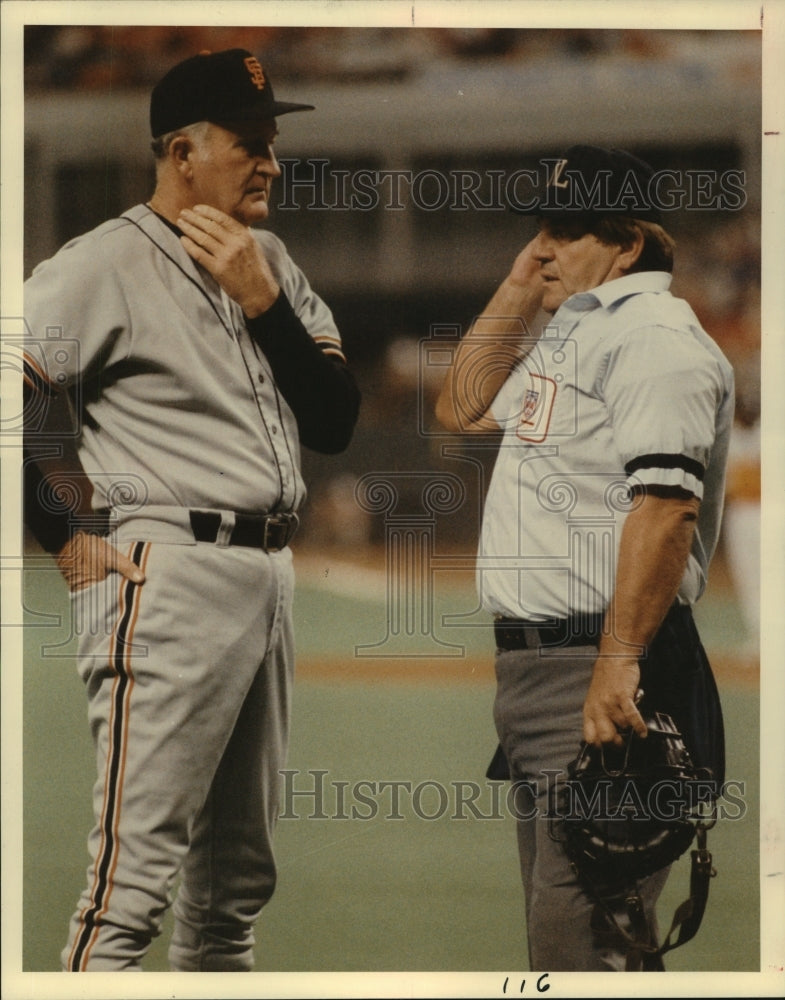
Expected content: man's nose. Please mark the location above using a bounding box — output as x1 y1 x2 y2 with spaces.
258 146 281 177
532 231 554 262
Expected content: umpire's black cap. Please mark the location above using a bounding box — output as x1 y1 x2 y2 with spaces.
517 145 662 223
150 48 314 137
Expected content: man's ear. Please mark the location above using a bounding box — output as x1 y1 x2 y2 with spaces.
618 225 645 272
168 135 194 178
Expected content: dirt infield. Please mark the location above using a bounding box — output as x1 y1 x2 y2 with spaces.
295 652 759 687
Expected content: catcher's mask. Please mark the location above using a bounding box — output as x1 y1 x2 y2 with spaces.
549 707 717 965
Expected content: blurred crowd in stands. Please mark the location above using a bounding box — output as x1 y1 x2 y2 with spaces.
24 25 760 89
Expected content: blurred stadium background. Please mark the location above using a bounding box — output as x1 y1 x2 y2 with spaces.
21 24 761 975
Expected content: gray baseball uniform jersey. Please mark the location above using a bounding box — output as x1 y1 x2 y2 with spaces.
24 204 347 519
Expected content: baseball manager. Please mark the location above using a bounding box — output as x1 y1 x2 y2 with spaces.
23 49 360 971
435 145 733 970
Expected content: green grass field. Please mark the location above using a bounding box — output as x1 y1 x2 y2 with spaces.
19 548 760 975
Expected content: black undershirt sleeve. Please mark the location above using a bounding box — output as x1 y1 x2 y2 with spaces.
23 449 73 554
23 445 109 554
245 291 360 454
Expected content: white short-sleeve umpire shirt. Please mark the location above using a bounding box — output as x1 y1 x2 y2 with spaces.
479 271 735 620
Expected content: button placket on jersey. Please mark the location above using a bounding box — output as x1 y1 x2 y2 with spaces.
234 313 297 509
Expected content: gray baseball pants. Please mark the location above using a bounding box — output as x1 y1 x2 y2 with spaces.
63 535 295 971
493 644 669 972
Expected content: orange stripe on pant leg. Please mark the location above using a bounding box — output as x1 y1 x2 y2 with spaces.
67 542 149 970
94 543 151 927
66 560 131 969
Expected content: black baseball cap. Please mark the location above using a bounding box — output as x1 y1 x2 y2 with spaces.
150 48 314 137
517 145 662 223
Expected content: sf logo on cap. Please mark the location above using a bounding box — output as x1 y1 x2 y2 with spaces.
244 56 266 90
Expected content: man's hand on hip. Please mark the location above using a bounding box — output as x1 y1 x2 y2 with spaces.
178 204 280 317
56 532 145 592
582 653 647 747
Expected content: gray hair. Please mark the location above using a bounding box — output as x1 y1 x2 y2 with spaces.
150 121 211 160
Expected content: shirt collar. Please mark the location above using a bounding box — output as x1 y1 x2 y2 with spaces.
589 270 672 309
547 271 672 338
559 270 671 312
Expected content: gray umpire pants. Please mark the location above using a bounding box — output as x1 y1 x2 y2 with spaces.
63 536 295 971
493 644 669 972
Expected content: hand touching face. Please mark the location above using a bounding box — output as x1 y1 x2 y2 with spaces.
177 203 280 316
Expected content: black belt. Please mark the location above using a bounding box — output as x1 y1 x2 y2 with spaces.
494 612 606 651
189 510 298 551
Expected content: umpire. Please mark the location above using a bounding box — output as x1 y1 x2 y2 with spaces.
23 49 359 970
435 146 734 970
